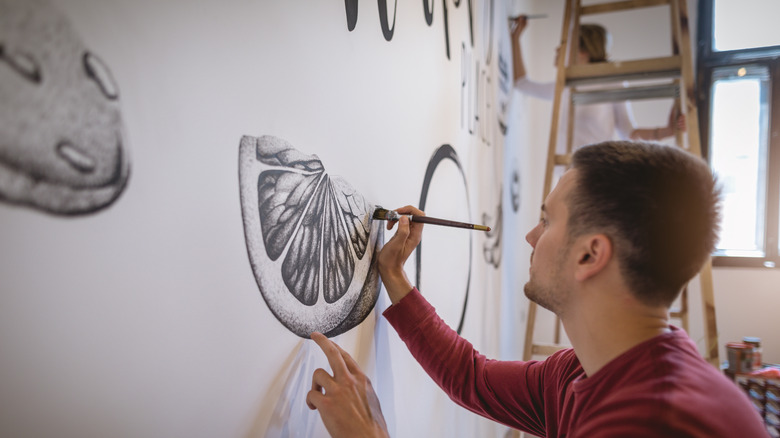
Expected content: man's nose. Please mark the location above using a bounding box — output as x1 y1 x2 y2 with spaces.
526 223 540 246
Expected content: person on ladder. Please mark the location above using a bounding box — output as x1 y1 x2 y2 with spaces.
510 15 686 150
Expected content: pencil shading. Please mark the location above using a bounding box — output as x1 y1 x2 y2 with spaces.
0 0 130 215
239 135 383 338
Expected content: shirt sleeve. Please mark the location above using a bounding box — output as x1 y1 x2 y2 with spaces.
612 100 637 139
383 288 548 435
514 77 555 100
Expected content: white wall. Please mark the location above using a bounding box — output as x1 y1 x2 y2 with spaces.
0 0 532 437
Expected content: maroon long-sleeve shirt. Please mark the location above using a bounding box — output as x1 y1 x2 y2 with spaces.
384 288 768 437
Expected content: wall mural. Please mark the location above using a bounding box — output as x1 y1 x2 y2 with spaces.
344 0 473 59
482 196 502 268
0 0 130 215
238 135 383 338
416 144 472 334
510 166 521 212
482 0 510 271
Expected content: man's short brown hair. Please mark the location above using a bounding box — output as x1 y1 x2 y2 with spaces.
568 141 721 307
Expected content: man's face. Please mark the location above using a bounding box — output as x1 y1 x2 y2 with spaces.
524 170 578 314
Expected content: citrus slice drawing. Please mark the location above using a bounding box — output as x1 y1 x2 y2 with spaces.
238 135 382 338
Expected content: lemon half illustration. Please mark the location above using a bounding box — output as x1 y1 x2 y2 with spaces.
239 135 382 338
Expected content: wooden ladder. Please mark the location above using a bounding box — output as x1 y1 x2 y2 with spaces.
522 0 720 367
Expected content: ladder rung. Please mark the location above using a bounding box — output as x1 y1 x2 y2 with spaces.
670 310 685 318
554 154 572 165
532 343 569 356
566 56 682 86
581 0 670 16
572 83 679 105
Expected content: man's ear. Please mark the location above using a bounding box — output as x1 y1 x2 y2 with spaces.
574 234 612 281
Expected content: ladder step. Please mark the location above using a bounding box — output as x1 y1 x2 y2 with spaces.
670 309 685 318
581 0 671 16
572 83 679 104
566 56 682 86
554 154 572 165
532 343 569 356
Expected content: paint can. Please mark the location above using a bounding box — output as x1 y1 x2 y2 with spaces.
742 337 763 370
726 342 755 374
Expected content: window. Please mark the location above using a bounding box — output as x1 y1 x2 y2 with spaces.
698 0 780 268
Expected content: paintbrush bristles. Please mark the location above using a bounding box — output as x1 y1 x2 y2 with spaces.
372 208 398 221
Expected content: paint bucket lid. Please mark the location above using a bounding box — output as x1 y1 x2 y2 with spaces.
726 342 749 349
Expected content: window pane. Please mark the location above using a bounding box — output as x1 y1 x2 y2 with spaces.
713 0 780 52
709 66 769 256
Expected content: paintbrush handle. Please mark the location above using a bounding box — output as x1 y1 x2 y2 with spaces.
407 214 491 232
375 207 491 232
509 13 547 20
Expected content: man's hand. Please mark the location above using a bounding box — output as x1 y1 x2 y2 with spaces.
667 105 687 133
377 205 425 304
510 15 528 40
306 332 389 438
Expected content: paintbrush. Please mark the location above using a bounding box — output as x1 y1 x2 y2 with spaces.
509 13 548 20
372 207 491 232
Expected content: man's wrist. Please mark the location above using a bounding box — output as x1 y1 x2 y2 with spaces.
380 271 414 305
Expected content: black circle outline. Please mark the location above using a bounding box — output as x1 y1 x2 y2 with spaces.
416 144 472 334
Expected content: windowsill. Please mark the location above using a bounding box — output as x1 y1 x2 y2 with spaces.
712 256 779 268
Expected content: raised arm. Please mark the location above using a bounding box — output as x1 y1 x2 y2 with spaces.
630 104 687 141
510 15 529 82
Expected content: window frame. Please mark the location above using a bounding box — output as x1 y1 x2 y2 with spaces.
697 0 780 268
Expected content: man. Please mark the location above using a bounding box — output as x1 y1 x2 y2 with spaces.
306 141 768 437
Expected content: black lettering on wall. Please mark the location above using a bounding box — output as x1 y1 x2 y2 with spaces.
480 68 492 147
423 0 433 25
343 0 473 59
458 0 502 146
480 0 493 66
442 0 450 58
378 0 397 41
342 0 504 144
453 0 474 47
345 0 358 31
461 49 478 135
471 61 479 135
460 43 468 130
